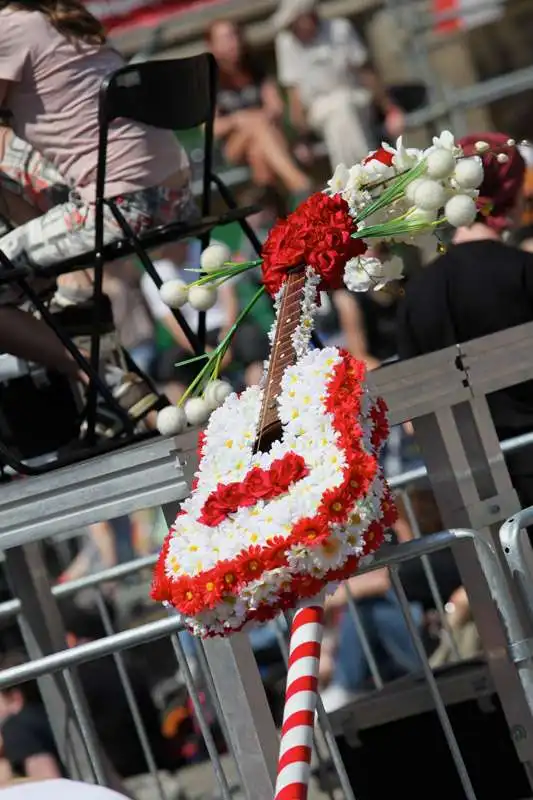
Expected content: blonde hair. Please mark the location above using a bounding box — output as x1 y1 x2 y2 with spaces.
0 1 106 44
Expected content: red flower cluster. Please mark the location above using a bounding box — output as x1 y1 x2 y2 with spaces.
363 147 395 167
198 452 309 527
261 192 367 296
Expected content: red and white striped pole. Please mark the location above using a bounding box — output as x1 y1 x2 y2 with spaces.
274 593 325 800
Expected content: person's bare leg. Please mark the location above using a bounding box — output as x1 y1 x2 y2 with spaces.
0 306 79 377
241 114 311 193
246 142 278 186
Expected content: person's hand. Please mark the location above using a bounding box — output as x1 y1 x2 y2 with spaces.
384 105 405 140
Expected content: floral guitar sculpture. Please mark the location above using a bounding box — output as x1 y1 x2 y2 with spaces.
152 133 510 799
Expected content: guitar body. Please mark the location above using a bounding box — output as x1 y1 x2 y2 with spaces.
153 270 394 636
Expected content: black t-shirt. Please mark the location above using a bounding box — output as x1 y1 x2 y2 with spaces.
397 240 533 434
2 703 62 777
78 657 173 778
216 61 266 117
2 658 174 779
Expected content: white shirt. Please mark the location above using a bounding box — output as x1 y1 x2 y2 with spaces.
2 780 127 800
275 18 367 108
141 255 227 333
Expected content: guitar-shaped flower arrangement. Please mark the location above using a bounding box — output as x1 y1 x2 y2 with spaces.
152 132 509 799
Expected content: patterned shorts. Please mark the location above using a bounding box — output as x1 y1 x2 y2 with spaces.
0 134 198 305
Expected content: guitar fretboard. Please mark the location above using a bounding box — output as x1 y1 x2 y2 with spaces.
258 270 307 435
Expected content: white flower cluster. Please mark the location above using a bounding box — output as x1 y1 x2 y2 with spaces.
158 242 232 312
164 347 386 636
326 131 487 293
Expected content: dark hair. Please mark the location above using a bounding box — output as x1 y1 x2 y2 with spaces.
0 1 106 44
0 651 42 705
508 225 533 248
205 18 262 91
59 600 116 641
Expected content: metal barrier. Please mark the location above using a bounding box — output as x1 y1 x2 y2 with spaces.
3 323 533 796
0 528 526 800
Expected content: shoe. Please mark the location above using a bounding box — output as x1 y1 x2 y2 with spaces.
113 372 160 421
319 684 357 714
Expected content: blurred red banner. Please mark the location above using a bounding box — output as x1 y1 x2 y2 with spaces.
84 0 221 31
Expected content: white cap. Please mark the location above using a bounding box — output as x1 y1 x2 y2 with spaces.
271 0 319 32
3 780 128 800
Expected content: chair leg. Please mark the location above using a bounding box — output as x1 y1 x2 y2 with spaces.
105 200 206 356
210 173 263 256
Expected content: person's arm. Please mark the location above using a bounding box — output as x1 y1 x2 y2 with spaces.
332 290 374 365
326 568 390 610
260 78 285 123
24 753 62 780
358 65 405 138
213 111 237 139
275 32 309 133
336 18 405 138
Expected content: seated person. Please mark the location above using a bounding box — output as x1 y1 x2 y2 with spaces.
206 19 311 200
0 0 195 414
0 603 178 782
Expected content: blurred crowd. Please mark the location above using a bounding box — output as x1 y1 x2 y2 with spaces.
1 0 533 794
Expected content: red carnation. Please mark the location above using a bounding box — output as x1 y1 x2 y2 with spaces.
216 483 245 513
198 494 227 527
270 453 308 492
242 467 272 499
363 147 395 167
261 192 366 296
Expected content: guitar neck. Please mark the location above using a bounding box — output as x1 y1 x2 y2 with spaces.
258 270 307 434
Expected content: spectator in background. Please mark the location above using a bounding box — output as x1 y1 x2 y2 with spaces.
206 19 312 199
0 653 62 782
142 240 238 401
0 605 177 783
273 0 405 171
397 134 533 519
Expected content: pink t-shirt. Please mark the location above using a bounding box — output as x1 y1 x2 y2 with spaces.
0 9 190 204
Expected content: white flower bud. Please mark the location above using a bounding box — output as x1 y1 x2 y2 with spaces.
453 157 484 189
445 194 477 227
156 405 187 437
426 149 456 179
204 380 232 410
474 141 490 153
200 243 232 273
159 279 188 309
413 180 446 211
405 177 427 205
497 152 509 164
184 397 211 427
188 285 218 311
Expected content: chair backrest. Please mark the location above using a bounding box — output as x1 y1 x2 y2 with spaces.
99 53 217 131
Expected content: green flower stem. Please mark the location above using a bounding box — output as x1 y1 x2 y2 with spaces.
184 260 263 287
355 160 427 223
178 283 267 407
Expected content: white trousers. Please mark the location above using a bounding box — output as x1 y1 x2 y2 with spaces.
307 87 373 169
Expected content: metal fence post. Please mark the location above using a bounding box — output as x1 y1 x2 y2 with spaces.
372 337 533 789
4 542 113 785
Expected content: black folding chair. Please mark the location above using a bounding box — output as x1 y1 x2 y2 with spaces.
0 53 262 475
